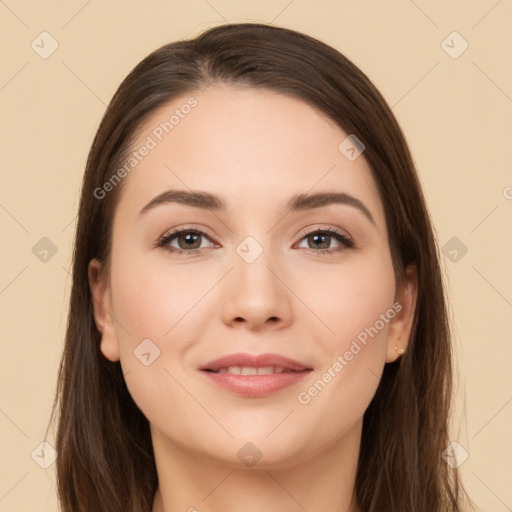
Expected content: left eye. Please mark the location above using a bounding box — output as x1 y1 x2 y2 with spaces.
295 228 354 253
157 227 354 255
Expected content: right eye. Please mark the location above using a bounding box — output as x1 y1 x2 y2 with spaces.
157 228 216 255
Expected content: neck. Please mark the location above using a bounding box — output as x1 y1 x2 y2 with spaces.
151 420 362 512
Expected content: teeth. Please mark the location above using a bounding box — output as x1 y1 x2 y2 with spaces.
216 366 288 375
256 366 274 375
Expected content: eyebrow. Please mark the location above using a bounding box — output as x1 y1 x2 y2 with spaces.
139 189 375 225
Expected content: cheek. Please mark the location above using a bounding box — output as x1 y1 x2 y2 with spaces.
295 262 395 435
108 251 214 426
308 248 396 350
110 248 205 343
295 250 396 418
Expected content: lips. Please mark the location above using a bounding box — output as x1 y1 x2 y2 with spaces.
200 352 312 373
199 353 313 397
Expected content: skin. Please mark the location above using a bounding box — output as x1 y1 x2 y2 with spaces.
89 85 418 512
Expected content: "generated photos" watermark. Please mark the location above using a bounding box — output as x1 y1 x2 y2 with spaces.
297 301 402 405
94 97 198 200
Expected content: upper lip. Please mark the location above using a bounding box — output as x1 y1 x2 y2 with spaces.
200 352 313 372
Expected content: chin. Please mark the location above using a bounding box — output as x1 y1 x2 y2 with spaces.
196 428 313 471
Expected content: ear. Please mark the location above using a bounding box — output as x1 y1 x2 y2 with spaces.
385 264 418 363
88 259 120 362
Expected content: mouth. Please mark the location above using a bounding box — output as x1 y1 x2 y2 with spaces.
199 353 313 397
204 366 303 375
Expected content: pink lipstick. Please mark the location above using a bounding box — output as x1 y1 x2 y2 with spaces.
199 352 313 397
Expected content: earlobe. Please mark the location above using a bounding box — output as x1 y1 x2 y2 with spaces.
385 264 418 363
88 259 120 362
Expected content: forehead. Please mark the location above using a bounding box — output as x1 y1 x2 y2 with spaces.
114 85 385 227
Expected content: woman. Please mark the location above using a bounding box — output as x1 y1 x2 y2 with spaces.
48 22 476 511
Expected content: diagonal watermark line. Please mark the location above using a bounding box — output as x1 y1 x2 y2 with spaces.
60 265 71 276
472 396 512 439
163 267 234 336
471 471 512 510
198 76 215 95
265 266 336 335
0 472 29 502
201 471 234 502
470 204 499 233
266 471 309 511
0 408 29 438
472 61 512 104
0 265 28 295
407 0 439 28
368 367 380 380
270 0 295 24
265 409 294 438
471 266 512 308
0 62 29 92
60 214 78 233
164 368 234 437
391 62 439 110
61 0 92 29
203 0 229 23
471 0 503 30
0 0 29 28
91 295 132 336
0 202 29 232
61 61 107 106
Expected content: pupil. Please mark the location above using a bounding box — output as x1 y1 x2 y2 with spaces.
311 234 329 249
181 232 200 249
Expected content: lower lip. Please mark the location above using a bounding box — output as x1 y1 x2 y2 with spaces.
201 370 312 397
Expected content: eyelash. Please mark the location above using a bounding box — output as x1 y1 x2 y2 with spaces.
156 226 355 256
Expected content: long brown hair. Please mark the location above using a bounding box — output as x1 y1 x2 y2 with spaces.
47 22 476 511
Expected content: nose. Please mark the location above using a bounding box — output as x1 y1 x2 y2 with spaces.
221 248 294 332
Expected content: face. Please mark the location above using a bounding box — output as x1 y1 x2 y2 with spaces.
89 85 417 470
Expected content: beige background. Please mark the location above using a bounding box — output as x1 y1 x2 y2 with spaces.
1 1 511 510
